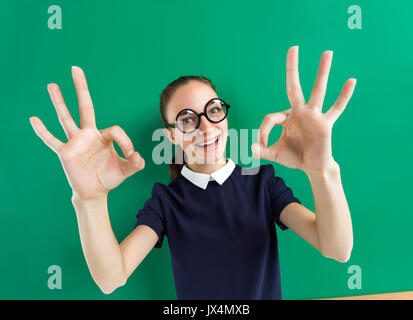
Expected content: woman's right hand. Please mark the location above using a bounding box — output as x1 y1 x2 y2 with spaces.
29 66 145 202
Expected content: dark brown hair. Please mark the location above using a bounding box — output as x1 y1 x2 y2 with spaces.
160 76 218 180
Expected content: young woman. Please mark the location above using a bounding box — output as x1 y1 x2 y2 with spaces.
29 46 355 299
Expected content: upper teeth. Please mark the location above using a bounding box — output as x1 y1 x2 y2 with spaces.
198 136 218 146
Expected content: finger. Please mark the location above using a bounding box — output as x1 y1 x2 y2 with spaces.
29 116 64 153
47 83 80 139
325 78 357 123
251 143 279 163
119 152 145 179
308 50 333 110
100 125 135 159
258 111 289 148
71 66 96 128
286 46 305 108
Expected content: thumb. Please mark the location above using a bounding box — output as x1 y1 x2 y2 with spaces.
120 152 145 179
251 143 278 162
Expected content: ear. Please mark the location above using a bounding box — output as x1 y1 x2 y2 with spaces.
163 127 176 144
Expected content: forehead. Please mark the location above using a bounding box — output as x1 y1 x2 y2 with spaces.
166 80 218 118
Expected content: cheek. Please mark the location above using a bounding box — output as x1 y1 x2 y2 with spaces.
180 133 196 149
173 130 186 148
219 121 228 140
220 132 228 151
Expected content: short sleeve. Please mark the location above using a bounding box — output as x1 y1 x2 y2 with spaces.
265 165 301 231
134 183 166 248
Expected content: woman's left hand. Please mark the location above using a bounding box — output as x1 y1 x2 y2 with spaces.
252 46 357 175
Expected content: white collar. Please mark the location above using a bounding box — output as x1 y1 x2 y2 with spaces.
181 158 236 190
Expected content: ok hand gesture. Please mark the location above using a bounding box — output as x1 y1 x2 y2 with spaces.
252 46 357 174
29 67 145 202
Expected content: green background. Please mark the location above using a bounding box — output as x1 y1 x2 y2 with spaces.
1 0 412 300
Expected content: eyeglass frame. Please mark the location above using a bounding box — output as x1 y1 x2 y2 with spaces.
165 98 230 134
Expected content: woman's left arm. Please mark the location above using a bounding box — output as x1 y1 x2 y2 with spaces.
280 161 353 263
252 46 356 262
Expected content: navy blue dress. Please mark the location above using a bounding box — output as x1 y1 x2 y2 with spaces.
134 163 301 300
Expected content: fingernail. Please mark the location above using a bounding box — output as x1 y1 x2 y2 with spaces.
72 66 80 73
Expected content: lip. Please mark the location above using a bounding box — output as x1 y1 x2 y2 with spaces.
194 134 220 148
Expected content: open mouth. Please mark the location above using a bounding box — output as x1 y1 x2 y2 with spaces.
194 135 220 152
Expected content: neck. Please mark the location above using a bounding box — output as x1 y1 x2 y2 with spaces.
186 157 228 175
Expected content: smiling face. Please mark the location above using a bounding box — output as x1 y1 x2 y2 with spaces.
163 80 228 166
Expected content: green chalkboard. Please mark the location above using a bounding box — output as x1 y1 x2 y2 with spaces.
1 0 412 300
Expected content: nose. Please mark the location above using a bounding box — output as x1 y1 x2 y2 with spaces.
197 113 215 134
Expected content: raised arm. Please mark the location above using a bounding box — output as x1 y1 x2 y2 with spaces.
252 46 356 262
29 66 158 293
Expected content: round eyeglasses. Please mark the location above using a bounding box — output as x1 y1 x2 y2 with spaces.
166 98 230 133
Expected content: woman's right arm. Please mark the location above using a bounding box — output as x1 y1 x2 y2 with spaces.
72 193 159 294
30 66 158 294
